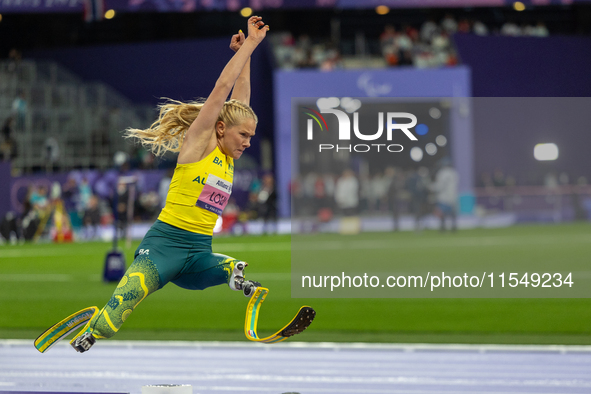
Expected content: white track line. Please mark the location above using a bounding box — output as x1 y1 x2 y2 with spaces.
2 233 590 258
0 242 292 258
3 339 591 353
0 273 288 282
0 248 98 258
0 274 73 282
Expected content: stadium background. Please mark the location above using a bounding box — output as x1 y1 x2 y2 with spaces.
1 0 591 346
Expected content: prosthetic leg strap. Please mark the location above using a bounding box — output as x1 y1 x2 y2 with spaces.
244 287 315 344
34 306 98 353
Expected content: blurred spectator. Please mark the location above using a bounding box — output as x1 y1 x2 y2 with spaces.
115 180 130 235
492 169 506 188
522 22 549 37
320 45 342 71
20 185 50 241
79 177 93 210
406 168 431 231
2 117 13 139
380 25 397 51
158 169 173 209
358 173 371 213
291 47 308 69
50 181 62 201
131 145 156 169
531 22 549 37
249 173 262 195
0 211 20 244
11 91 27 131
396 28 414 66
62 178 80 213
303 172 319 215
43 137 60 171
432 160 459 232
316 172 336 222
21 187 39 241
441 14 458 34
457 19 471 33
298 34 312 54
473 20 489 36
322 173 336 211
335 169 359 216
271 14 550 71
244 192 260 220
479 172 494 189
138 191 160 221
544 171 559 190
290 175 304 216
258 173 277 233
370 171 389 212
380 25 399 66
272 32 296 69
222 198 240 232
403 24 420 42
83 195 101 239
295 34 317 69
505 175 516 188
432 32 450 51
386 167 404 231
0 133 17 161
6 48 22 74
30 185 49 211
420 18 439 43
501 21 522 36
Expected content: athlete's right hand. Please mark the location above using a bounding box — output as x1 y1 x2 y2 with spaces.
246 15 269 44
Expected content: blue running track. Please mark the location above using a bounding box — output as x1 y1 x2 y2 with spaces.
1 340 591 394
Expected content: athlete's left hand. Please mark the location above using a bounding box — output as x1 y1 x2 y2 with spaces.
230 30 246 52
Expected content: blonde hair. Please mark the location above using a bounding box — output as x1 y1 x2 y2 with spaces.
125 98 258 157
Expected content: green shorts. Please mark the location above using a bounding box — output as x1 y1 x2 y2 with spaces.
135 220 236 290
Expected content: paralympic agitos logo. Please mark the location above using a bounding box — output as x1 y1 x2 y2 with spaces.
304 107 418 153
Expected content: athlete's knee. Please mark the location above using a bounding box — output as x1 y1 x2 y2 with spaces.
227 259 247 289
227 259 261 297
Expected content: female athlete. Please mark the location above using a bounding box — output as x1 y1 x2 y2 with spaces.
70 16 269 352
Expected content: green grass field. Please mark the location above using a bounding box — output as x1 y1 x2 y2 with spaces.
1 223 590 345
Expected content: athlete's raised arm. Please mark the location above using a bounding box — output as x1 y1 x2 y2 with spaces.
177 16 268 164
228 25 255 106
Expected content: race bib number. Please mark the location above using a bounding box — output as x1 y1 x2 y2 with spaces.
196 174 232 215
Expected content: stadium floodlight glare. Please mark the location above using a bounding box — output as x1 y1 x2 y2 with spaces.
534 143 559 161
513 1 525 11
316 97 340 110
410 146 423 162
341 97 361 113
376 5 389 15
436 135 447 147
429 107 441 119
425 143 437 156
240 7 253 17
104 9 115 19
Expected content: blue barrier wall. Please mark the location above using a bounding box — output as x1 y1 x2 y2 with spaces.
0 162 10 219
453 35 591 97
